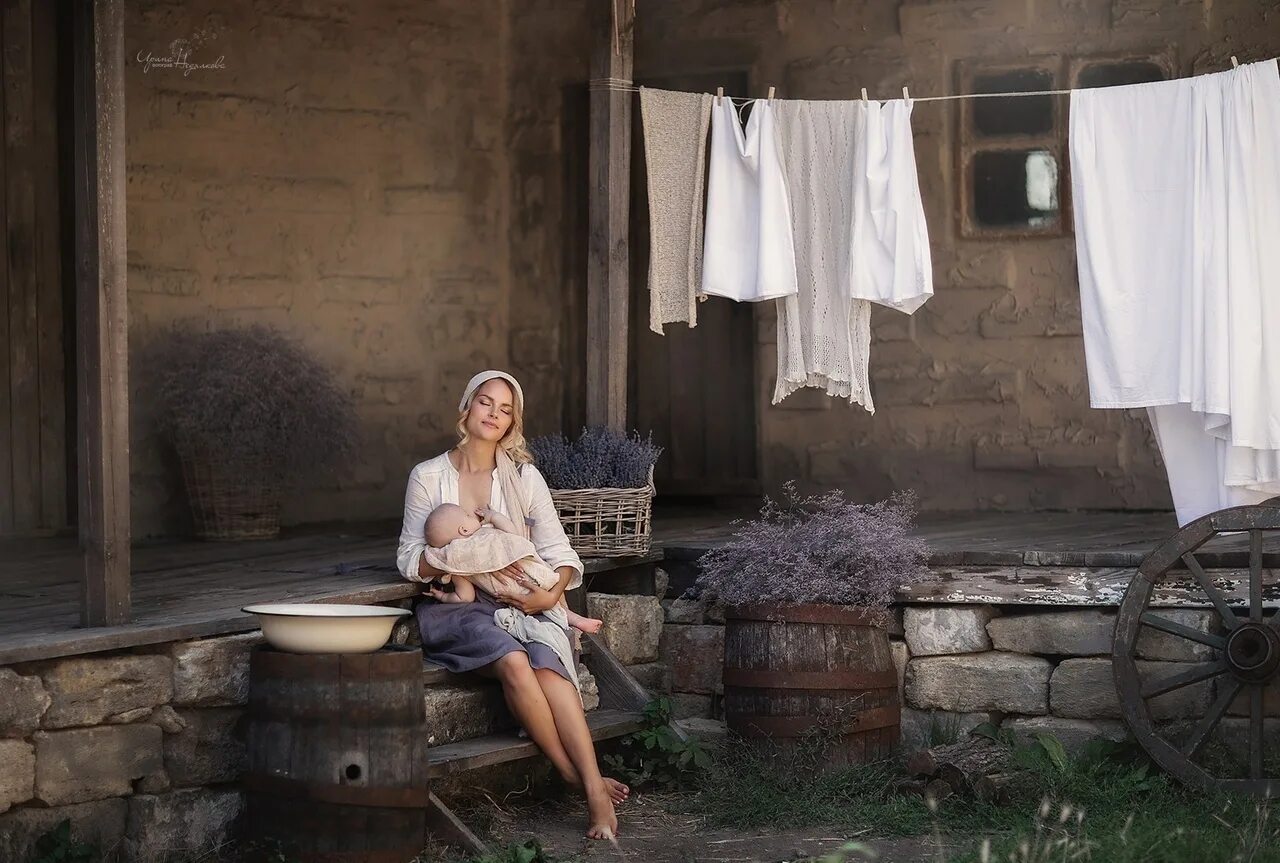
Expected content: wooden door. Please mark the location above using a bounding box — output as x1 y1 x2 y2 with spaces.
628 72 759 497
1 0 71 536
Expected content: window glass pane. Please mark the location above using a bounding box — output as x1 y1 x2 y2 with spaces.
973 149 1060 228
1078 61 1165 89
971 69 1054 136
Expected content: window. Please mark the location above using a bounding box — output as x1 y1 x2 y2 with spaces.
958 56 1169 239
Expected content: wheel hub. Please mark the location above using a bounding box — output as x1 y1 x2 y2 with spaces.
1226 622 1280 683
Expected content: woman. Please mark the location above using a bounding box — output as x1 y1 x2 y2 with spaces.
396 370 628 840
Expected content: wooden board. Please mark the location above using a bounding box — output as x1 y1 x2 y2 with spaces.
426 709 643 776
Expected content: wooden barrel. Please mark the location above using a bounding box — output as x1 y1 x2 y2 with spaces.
723 604 900 768
244 645 428 863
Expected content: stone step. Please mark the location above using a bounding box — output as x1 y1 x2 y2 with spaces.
427 709 643 777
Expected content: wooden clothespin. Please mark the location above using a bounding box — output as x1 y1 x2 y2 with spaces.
902 86 910 101
1231 56 1240 68
767 85 776 101
716 86 723 105
861 87 869 102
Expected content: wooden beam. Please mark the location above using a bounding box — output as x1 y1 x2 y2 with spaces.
73 0 130 626
585 0 633 430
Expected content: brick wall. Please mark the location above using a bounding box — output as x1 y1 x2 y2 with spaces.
634 0 1280 510
125 0 588 537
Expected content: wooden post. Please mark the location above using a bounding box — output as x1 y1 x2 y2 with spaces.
74 0 130 626
585 0 633 430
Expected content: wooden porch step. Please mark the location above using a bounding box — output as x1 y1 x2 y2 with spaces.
426 708 643 777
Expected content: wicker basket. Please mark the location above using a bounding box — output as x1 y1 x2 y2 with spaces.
179 447 284 541
549 467 655 558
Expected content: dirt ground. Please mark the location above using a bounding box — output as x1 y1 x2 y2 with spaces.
450 793 971 863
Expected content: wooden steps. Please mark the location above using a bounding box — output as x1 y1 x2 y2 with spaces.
427 708 644 777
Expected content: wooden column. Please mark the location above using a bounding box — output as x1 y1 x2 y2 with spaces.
74 0 130 626
585 0 633 430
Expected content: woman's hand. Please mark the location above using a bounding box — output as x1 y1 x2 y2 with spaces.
490 564 560 614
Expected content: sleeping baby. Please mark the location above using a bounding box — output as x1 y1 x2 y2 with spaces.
422 503 603 635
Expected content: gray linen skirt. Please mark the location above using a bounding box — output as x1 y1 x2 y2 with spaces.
415 592 573 683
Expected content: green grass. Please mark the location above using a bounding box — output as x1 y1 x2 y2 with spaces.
685 738 1280 863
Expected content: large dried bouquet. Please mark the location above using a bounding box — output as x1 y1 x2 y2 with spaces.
695 483 932 611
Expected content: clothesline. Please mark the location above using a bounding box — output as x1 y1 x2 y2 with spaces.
587 56 1243 103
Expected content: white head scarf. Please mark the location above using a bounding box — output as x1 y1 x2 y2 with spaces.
458 370 524 414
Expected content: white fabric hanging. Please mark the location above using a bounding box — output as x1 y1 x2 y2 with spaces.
1071 59 1280 524
772 98 933 409
702 98 799 303
850 99 934 313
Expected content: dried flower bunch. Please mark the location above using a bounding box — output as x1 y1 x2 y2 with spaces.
529 427 662 490
146 324 358 476
695 482 932 610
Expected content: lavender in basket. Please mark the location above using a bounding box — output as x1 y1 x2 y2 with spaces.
529 427 662 490
695 482 932 611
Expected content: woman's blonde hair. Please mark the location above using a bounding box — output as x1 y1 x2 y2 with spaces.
455 378 533 464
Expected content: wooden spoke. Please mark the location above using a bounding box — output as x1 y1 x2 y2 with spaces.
1140 612 1228 651
1182 678 1243 759
1250 686 1265 781
1141 660 1229 699
1181 553 1241 631
1250 531 1264 623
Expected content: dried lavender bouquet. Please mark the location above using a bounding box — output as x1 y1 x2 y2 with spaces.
529 427 662 490
695 482 932 613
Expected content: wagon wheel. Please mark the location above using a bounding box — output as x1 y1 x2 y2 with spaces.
1114 497 1280 797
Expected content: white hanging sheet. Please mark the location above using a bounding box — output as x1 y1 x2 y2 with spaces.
1071 59 1280 524
701 98 799 302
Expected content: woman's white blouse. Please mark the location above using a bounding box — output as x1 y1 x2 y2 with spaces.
396 452 584 590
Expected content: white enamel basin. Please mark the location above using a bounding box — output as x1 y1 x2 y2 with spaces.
241 603 412 654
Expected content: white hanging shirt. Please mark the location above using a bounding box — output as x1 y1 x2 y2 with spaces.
1071 59 1280 524
701 98 799 302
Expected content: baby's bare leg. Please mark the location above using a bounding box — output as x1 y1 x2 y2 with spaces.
560 596 603 634
428 576 476 604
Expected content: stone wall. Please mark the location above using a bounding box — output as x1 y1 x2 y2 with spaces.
632 0 1280 510
652 599 1280 755
126 0 588 538
0 633 257 861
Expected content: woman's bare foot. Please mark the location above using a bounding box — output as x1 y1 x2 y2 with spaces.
585 782 618 840
565 609 604 634
603 776 629 805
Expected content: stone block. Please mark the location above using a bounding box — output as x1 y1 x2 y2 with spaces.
39 655 173 729
164 709 245 787
1050 658 1214 720
0 798 127 863
1003 716 1129 755
0 740 35 812
675 717 729 744
1135 610 1218 662
662 599 703 624
424 684 512 745
0 668 49 735
578 666 600 712
904 606 996 656
987 610 1114 656
901 709 995 752
891 641 909 705
587 593 664 664
169 633 262 707
627 662 673 694
659 625 725 694
34 725 164 806
906 653 1051 714
654 567 670 599
670 693 713 720
126 790 243 861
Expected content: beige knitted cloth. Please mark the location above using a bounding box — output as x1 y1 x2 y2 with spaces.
639 87 713 334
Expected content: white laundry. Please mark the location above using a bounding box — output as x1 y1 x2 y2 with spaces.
701 98 799 302
1147 405 1275 525
850 99 934 313
772 99 933 409
1071 59 1280 524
